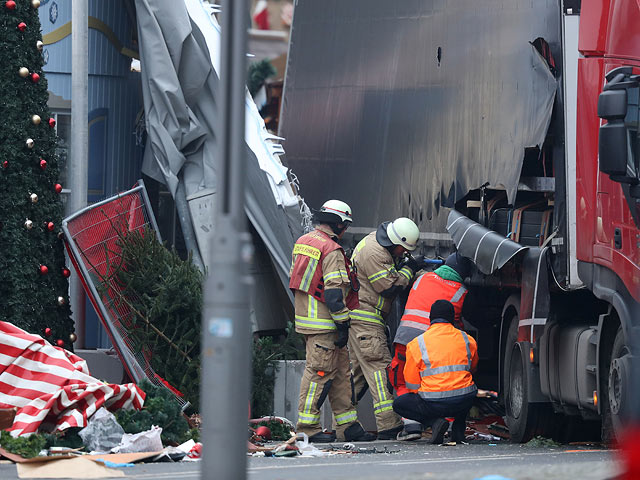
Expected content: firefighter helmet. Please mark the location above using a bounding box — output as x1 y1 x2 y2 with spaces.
317 199 353 224
386 217 419 251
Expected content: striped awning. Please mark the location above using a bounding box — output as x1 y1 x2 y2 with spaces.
0 322 144 436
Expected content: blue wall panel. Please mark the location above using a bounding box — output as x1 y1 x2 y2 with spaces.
40 0 144 348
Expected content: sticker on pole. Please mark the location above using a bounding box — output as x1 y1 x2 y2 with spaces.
208 318 233 337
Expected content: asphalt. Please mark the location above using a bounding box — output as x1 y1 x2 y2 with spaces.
0 440 620 480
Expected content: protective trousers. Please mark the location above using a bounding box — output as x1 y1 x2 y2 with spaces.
349 322 402 432
297 331 358 438
388 343 421 432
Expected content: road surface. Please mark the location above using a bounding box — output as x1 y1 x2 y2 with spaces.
0 439 618 480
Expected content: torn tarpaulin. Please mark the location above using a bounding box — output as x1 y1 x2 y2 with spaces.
135 0 306 308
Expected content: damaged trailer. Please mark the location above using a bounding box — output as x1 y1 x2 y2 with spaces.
280 0 640 442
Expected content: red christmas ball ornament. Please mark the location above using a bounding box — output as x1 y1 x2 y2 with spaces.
48 118 56 128
31 72 40 83
54 183 63 193
255 426 272 440
56 339 64 347
39 159 47 170
39 265 49 275
17 22 26 32
44 328 52 337
62 267 71 278
47 221 54 231
2 161 8 169
5 1 16 10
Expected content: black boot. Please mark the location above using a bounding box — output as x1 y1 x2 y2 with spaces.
307 431 336 443
429 418 449 444
344 422 377 442
377 425 403 440
451 418 467 443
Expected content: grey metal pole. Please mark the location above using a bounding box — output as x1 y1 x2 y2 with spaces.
200 0 251 478
69 0 89 348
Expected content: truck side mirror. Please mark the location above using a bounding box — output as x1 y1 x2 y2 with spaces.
598 89 628 177
597 67 639 187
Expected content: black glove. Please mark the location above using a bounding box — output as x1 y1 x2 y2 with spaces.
404 254 426 273
334 320 351 348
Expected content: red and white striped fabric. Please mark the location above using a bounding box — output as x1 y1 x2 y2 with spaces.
0 321 145 436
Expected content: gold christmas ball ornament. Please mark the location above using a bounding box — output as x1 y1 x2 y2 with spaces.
30 193 38 203
69 333 77 343
19 67 29 78
24 219 33 229
57 296 66 306
32 114 41 125
26 138 34 149
31 0 40 7
36 40 43 51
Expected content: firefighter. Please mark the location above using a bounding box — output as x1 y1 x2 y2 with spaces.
349 217 423 440
393 299 478 444
390 252 473 440
289 200 375 443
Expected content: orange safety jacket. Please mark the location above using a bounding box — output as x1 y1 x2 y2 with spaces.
404 321 478 399
289 229 359 310
393 272 467 346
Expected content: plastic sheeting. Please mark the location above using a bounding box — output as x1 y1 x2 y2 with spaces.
446 210 528 275
280 0 559 233
135 0 304 306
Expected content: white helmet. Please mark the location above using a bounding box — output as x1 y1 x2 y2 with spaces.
318 199 353 223
386 217 419 251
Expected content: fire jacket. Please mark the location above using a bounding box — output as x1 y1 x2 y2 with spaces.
290 225 359 334
350 231 413 327
393 266 467 346
404 319 478 399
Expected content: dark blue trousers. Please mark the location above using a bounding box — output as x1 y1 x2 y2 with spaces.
393 391 476 440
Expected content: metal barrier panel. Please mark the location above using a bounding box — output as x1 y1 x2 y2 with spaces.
61 180 186 407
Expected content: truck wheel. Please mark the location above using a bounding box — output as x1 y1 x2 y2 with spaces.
503 316 552 442
601 327 630 444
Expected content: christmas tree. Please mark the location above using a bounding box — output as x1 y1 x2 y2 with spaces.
0 0 74 346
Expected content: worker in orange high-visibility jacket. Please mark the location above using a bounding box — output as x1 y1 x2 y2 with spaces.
390 252 472 440
349 217 424 440
393 300 479 444
290 200 375 443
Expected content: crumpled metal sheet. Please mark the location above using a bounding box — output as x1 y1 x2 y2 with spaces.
135 0 302 311
446 210 528 275
280 0 559 233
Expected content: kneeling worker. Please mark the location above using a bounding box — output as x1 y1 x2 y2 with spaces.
290 200 375 443
393 300 478 444
390 253 472 440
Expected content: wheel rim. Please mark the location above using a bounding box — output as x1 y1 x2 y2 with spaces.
508 345 524 419
608 345 630 416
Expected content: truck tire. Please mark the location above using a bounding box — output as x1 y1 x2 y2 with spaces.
503 314 553 442
601 327 630 444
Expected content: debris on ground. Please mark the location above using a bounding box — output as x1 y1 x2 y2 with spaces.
525 436 562 448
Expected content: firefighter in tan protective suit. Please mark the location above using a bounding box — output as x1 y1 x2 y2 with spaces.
289 200 375 443
349 217 424 439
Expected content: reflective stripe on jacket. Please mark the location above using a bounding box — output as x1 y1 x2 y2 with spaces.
404 321 478 399
350 231 412 325
291 226 358 334
289 228 359 308
393 272 467 346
